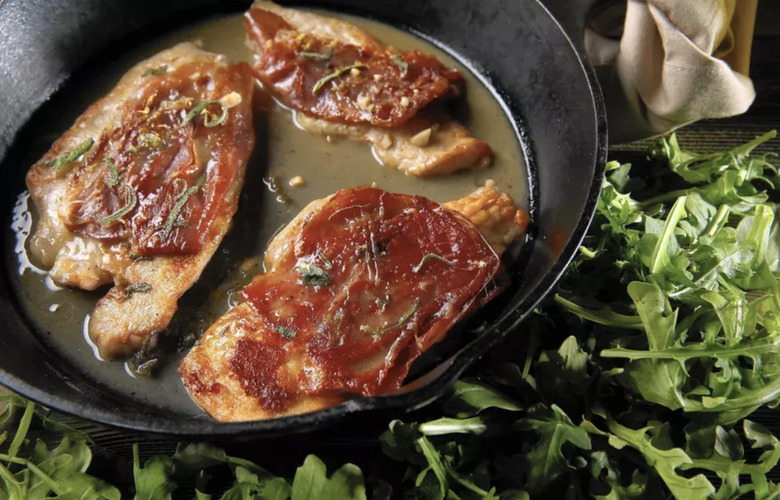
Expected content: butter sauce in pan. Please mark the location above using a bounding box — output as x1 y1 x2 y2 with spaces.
8 12 528 417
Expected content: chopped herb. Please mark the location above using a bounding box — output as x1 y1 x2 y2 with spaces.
391 55 409 77
42 137 94 173
62 138 94 163
124 283 152 298
162 176 206 238
141 65 168 77
312 63 365 95
317 252 333 269
97 185 137 226
411 253 456 273
296 262 331 287
139 132 163 149
299 48 334 60
274 324 297 339
103 158 119 187
184 99 229 127
360 298 420 338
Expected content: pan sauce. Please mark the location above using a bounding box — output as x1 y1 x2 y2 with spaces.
8 12 528 416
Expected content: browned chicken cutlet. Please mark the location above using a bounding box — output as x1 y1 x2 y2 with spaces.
180 181 529 422
26 42 255 358
244 1 493 176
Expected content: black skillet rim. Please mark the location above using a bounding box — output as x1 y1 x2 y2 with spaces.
0 0 607 436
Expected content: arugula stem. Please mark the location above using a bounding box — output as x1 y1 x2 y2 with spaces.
554 295 644 329
638 189 691 208
699 372 780 412
419 417 487 436
681 458 765 475
447 467 491 497
649 196 687 274
0 452 64 494
0 462 21 493
522 330 539 380
601 337 780 360
703 205 730 236
578 246 597 259
416 436 490 497
773 281 780 312
416 437 448 496
7 400 34 459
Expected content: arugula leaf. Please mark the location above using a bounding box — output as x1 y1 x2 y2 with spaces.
0 397 119 500
511 404 592 494
584 418 715 500
587 450 648 500
381 419 498 499
7 401 34 460
558 132 780 422
554 295 643 329
618 282 688 410
26 437 120 499
442 379 523 418
290 455 366 500
221 466 290 500
659 130 777 185
173 442 274 479
133 444 176 500
380 420 426 467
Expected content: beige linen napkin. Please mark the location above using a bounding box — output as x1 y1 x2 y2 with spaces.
585 0 758 143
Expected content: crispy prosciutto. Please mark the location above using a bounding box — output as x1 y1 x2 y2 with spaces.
180 182 529 421
245 1 493 176
245 8 461 127
26 43 255 358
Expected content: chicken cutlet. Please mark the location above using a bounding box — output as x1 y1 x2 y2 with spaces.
244 1 493 176
180 181 528 421
26 42 255 358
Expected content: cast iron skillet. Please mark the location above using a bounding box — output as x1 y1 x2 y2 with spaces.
0 0 606 436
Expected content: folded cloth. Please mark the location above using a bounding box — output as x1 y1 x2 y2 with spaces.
585 0 758 143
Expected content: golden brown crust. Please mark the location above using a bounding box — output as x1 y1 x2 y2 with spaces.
180 182 528 422
26 43 255 358
294 114 493 176
443 180 530 254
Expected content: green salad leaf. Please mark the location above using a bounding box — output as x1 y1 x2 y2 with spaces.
0 398 120 500
557 132 780 423
133 445 176 500
442 379 524 418
512 404 592 494
291 455 365 500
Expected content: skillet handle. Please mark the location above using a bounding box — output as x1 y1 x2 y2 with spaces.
540 0 601 51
